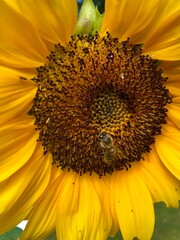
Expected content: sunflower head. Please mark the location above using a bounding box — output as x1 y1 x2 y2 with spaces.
29 31 171 176
0 1 179 240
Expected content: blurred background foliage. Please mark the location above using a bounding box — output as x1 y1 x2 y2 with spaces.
1 0 180 240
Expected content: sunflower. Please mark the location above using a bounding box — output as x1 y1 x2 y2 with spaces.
0 0 180 239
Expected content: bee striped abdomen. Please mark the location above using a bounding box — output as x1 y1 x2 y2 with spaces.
99 132 124 165
103 145 117 164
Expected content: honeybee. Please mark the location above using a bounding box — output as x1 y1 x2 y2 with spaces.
99 132 125 164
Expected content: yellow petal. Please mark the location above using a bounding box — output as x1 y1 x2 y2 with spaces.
0 125 39 182
0 115 35 129
0 1 48 68
20 169 70 240
57 173 111 240
155 124 180 180
0 143 52 234
160 60 180 76
144 41 180 61
16 0 78 45
0 65 37 79
10 67 37 78
0 69 36 125
111 169 154 240
100 0 178 44
167 97 180 128
92 174 114 237
21 171 112 240
165 78 180 97
3 0 20 12
143 7 180 60
166 85 180 97
139 148 180 207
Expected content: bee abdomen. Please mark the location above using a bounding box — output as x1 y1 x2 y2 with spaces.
103 146 117 163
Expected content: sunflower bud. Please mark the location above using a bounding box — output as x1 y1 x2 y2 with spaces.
75 0 103 36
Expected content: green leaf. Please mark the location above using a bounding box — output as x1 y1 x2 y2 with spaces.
0 227 22 240
45 231 57 240
153 202 180 240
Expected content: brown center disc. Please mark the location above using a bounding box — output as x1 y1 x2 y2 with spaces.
29 32 171 176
